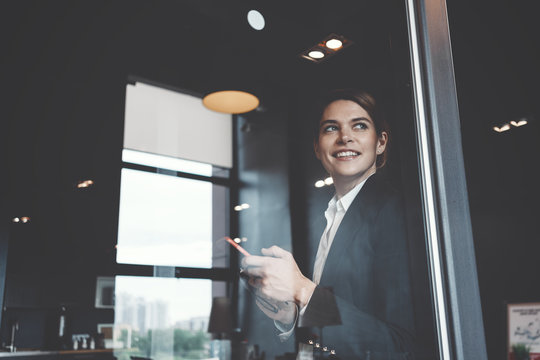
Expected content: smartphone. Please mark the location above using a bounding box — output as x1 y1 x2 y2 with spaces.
224 236 251 256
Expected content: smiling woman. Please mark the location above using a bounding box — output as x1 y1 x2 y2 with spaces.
241 89 416 359
314 90 389 198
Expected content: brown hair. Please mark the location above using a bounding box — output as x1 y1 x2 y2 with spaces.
315 88 390 168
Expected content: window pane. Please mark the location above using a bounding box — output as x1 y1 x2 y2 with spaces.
122 149 213 177
113 276 225 360
117 168 212 268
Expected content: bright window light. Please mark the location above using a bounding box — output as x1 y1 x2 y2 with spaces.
117 168 213 268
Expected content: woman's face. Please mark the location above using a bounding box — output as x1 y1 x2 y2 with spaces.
314 100 387 189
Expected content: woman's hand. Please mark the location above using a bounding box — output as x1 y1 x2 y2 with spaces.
251 290 297 325
241 246 316 308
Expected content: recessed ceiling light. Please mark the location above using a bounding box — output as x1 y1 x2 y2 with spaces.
493 124 511 133
324 177 333 185
247 10 265 30
315 180 325 188
510 119 528 127
308 50 325 59
203 90 260 114
325 38 343 49
12 217 20 223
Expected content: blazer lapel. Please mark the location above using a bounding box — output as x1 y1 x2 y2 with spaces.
318 174 383 286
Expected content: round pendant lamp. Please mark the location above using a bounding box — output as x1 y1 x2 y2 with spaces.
202 90 259 114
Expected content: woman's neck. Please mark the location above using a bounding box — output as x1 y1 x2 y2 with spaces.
334 169 376 199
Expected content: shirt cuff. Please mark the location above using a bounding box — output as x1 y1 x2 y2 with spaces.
274 304 299 342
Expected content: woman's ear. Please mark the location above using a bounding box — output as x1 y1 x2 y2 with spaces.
377 131 388 154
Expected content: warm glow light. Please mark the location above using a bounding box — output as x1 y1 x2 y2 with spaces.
247 10 265 30
240 203 250 209
12 217 20 223
308 50 325 59
234 205 243 211
21 217 30 223
493 124 511 133
77 179 94 188
324 177 333 185
315 180 325 188
510 119 528 127
325 38 343 49
203 90 259 114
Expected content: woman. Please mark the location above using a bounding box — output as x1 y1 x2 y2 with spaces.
242 89 415 359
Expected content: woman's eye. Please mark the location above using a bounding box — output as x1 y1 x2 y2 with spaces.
323 125 338 132
353 122 368 130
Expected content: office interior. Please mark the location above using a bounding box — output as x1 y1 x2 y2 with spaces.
0 0 539 359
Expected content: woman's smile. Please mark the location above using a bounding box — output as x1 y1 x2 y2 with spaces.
314 99 387 196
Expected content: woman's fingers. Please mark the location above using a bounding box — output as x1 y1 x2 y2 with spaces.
261 245 291 259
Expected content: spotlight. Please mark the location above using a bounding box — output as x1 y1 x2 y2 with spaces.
308 50 325 59
234 238 242 243
324 177 333 185
12 217 20 223
315 180 325 188
20 217 30 223
510 119 528 127
325 38 343 49
77 179 94 188
234 205 243 211
493 124 511 133
300 34 352 63
240 203 250 209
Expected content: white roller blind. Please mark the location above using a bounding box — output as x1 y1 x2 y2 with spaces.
124 82 233 168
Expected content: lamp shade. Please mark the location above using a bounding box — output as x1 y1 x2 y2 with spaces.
202 90 259 114
207 297 233 334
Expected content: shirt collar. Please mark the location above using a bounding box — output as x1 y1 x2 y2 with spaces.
327 175 372 212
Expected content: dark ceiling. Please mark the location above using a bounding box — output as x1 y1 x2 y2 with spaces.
0 0 405 217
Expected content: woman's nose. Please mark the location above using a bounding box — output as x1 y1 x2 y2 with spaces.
338 130 353 143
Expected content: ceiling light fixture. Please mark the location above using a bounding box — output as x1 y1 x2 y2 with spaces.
203 90 260 114
325 38 343 50
308 50 325 59
300 33 352 63
247 10 265 31
77 179 94 188
510 119 528 127
493 124 511 133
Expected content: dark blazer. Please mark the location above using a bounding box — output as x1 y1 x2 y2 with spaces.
299 173 415 360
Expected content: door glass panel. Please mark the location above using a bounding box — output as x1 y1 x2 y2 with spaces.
447 1 540 359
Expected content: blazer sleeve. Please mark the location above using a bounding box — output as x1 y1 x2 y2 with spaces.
301 193 416 360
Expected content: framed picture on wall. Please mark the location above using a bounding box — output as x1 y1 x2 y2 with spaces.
507 302 540 360
95 276 115 309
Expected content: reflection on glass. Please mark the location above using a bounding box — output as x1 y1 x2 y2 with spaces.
117 168 212 268
113 276 217 360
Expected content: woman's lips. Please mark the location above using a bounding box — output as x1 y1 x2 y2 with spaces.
334 150 360 159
